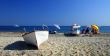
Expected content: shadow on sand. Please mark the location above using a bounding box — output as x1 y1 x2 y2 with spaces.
64 33 78 37
4 41 38 50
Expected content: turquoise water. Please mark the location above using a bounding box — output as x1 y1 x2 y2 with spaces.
0 26 109 33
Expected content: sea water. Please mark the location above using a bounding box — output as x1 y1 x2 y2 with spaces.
0 26 109 33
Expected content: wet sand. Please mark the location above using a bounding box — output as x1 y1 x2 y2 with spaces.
0 32 110 56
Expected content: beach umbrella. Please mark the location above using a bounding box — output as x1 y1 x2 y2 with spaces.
42 24 48 30
91 25 99 31
54 24 60 29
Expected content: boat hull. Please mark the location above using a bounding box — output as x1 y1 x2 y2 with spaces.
23 31 49 48
72 30 80 35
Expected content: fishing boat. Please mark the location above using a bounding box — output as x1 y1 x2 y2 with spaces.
23 30 49 49
71 24 81 35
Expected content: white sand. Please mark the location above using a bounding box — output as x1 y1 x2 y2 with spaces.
0 34 110 56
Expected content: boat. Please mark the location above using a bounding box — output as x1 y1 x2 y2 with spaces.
71 24 81 35
22 30 49 49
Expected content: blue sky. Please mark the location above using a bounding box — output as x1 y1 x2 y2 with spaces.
0 0 110 26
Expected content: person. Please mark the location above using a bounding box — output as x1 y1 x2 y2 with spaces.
81 29 85 34
91 28 99 34
85 26 90 34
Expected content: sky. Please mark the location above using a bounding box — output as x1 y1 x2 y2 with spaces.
0 0 110 26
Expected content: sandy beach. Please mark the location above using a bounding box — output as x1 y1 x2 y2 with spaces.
0 32 110 56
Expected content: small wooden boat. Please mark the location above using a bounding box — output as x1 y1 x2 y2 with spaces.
23 31 49 48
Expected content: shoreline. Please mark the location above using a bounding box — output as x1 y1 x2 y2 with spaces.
0 32 110 37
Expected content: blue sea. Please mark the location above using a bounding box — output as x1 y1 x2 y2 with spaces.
0 26 109 33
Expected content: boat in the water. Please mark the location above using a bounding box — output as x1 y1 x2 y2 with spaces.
23 31 49 49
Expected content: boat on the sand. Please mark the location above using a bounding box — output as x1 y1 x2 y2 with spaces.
22 31 49 49
71 24 81 35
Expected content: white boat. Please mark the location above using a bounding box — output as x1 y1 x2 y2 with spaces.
71 24 81 35
23 31 49 48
